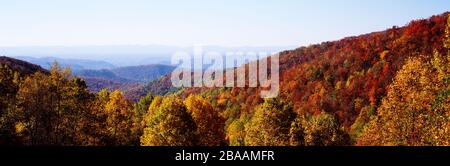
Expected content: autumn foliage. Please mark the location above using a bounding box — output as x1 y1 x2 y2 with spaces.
0 12 449 146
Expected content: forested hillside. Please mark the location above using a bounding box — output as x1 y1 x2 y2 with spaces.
0 13 448 146
177 12 449 145
0 56 48 75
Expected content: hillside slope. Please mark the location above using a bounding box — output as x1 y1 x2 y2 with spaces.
0 56 48 75
160 12 450 132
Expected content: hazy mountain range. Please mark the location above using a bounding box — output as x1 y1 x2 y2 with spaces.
0 45 292 97
12 56 116 71
75 64 175 84
1 45 294 67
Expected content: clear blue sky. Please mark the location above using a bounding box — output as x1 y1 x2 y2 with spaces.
0 0 448 47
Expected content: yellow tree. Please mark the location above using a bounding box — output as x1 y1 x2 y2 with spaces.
226 117 247 146
185 95 225 146
13 63 92 145
14 63 73 145
358 53 449 145
359 15 450 145
141 96 163 128
104 90 135 145
244 98 294 146
140 96 197 146
14 72 51 145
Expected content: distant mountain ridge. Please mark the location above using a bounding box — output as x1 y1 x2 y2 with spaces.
74 64 175 99
111 64 175 83
75 64 174 82
13 56 115 71
75 69 133 83
0 45 293 66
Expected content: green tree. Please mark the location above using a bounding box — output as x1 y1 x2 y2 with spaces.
303 113 350 146
131 93 154 144
226 116 248 146
289 116 305 146
133 93 154 116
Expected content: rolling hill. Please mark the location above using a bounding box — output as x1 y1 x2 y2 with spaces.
142 12 449 132
0 56 48 75
0 12 449 146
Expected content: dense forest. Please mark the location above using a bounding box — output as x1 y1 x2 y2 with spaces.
0 13 449 146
